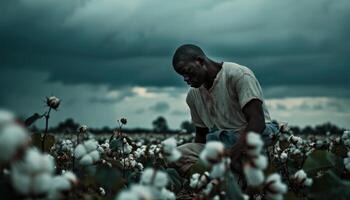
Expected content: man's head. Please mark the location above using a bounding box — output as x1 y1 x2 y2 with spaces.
172 44 208 88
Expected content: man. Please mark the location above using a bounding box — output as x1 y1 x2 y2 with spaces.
171 44 279 175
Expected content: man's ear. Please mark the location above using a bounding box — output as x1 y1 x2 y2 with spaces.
195 56 205 65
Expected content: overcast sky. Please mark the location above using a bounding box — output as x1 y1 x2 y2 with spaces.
1 0 350 130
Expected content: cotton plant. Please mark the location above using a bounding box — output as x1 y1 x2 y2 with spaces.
0 110 31 163
197 141 244 199
240 132 289 200
199 141 235 181
161 137 182 162
74 139 100 166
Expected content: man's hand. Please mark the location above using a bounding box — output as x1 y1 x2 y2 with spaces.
194 126 209 143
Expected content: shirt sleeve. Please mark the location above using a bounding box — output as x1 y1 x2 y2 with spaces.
186 91 207 128
235 73 264 109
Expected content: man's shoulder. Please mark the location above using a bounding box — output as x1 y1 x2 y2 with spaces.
186 88 198 103
223 62 254 76
223 62 256 82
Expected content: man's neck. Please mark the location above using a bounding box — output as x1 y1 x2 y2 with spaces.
203 60 223 90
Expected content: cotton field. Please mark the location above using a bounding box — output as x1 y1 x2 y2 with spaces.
1 104 350 200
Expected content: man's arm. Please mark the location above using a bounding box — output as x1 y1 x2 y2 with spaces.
194 126 209 143
242 99 266 134
227 99 265 162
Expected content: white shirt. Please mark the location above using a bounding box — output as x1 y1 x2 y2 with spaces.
186 62 271 133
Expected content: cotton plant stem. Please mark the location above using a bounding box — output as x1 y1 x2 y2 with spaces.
42 107 52 152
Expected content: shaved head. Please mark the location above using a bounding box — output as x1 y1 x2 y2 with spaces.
172 44 206 68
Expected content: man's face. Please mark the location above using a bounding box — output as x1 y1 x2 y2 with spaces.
174 60 207 88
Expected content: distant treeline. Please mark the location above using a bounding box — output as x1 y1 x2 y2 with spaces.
28 117 346 135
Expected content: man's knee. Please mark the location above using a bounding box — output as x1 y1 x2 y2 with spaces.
170 143 204 175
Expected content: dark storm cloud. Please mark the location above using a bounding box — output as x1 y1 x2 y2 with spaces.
1 0 350 94
149 102 170 113
171 110 187 116
89 89 135 104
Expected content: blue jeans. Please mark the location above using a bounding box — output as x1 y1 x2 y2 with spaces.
206 122 279 148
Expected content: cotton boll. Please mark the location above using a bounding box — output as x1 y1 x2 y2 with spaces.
159 188 176 200
83 140 98 152
246 132 264 156
10 148 56 195
199 141 224 166
77 125 88 133
210 162 226 179
293 170 313 187
130 160 137 168
74 144 87 159
243 164 265 187
265 193 284 200
0 124 29 162
130 185 153 200
153 171 168 189
242 194 250 200
123 143 133 154
140 168 168 189
210 158 231 179
79 155 93 166
116 184 153 200
293 170 307 181
23 148 55 174
203 181 214 195
32 173 53 194
47 176 72 200
344 154 350 171
162 137 177 153
116 191 139 200
190 172 209 189
99 187 106 196
10 169 31 194
52 176 71 191
161 137 182 162
252 155 268 170
289 135 303 146
266 174 287 194
280 152 288 161
137 162 144 171
88 150 100 162
304 178 313 186
165 149 182 162
46 96 60 110
246 132 264 147
62 171 77 184
0 109 15 125
189 173 200 188
41 154 55 174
